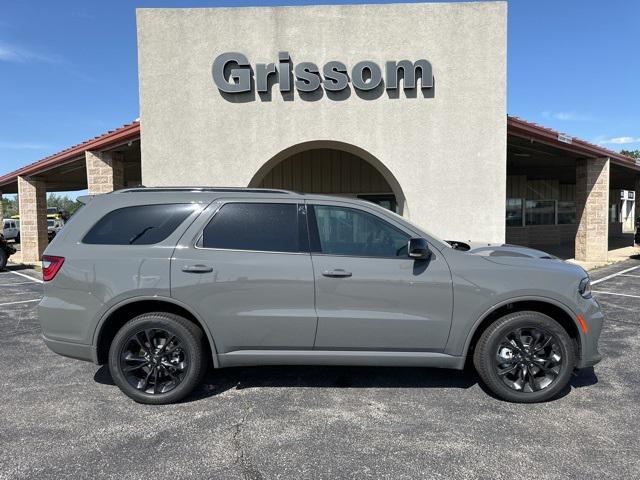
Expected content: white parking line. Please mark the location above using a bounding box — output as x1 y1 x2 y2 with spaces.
0 281 43 286
619 274 640 278
593 291 640 299
1 270 43 284
591 265 640 285
0 299 40 307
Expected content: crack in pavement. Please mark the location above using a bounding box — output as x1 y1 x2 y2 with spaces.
230 393 264 480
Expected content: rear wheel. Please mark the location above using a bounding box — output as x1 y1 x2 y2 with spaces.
108 312 206 404
473 311 575 403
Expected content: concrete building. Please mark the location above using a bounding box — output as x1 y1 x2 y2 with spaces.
0 2 638 265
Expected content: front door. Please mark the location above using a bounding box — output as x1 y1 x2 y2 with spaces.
171 200 317 353
307 201 453 351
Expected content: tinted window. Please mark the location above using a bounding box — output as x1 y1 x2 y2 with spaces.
201 203 300 252
83 204 195 245
311 205 410 257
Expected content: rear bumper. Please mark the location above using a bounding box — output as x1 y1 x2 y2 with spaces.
42 334 98 364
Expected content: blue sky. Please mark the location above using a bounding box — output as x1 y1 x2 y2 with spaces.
1 0 638 186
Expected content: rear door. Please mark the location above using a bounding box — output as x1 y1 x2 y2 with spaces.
171 199 317 353
307 201 453 351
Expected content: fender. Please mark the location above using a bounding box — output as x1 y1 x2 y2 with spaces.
92 295 221 368
460 294 583 357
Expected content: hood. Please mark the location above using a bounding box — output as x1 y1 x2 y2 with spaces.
467 244 558 260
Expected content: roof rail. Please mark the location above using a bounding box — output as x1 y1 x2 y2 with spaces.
114 186 297 195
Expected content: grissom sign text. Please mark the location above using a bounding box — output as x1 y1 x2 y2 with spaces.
213 51 434 94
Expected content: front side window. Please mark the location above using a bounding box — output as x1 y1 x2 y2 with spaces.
310 205 410 258
83 204 196 245
201 202 300 253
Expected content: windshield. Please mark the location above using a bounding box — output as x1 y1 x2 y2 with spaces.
47 220 54 227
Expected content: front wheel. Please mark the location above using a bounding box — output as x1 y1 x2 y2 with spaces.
473 311 576 403
108 312 207 404
0 249 7 270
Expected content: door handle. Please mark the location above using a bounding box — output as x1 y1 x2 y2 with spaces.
182 264 213 273
322 269 352 278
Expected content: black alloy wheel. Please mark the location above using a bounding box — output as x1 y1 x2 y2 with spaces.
108 312 206 404
494 327 562 393
473 311 575 403
119 327 188 395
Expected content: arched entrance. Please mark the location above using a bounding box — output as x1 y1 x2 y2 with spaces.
248 141 405 214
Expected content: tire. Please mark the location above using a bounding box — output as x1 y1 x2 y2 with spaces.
473 311 576 403
0 249 7 270
15 233 20 244
108 312 207 404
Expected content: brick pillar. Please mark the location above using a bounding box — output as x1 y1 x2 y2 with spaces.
86 150 125 195
17 176 48 264
575 157 610 262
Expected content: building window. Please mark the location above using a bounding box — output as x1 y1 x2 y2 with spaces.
610 203 620 223
506 198 524 227
525 200 555 226
557 201 577 225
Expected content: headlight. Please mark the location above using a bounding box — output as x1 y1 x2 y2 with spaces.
579 277 592 298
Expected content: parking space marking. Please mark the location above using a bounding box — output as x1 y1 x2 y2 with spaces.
591 265 640 285
2 269 43 284
619 274 640 278
0 281 43 286
0 299 40 307
593 290 640 299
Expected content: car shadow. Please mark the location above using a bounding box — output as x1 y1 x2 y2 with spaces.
94 364 479 401
93 364 599 403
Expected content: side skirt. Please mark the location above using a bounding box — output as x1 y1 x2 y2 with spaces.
217 350 466 370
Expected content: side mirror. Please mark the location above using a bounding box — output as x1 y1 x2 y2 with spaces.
408 237 431 260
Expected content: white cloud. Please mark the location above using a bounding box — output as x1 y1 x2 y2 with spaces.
541 111 593 121
0 43 61 64
0 141 52 150
599 136 640 145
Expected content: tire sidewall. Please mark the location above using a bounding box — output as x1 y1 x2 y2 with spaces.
0 249 7 270
108 313 203 404
476 312 576 403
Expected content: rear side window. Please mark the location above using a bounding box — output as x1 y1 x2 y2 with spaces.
200 203 300 252
83 204 196 245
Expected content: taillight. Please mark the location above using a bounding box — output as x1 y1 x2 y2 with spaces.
42 255 65 282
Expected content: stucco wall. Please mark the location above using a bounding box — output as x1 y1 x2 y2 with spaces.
137 2 507 243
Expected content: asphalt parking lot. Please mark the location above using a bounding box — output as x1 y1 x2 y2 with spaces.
1 260 639 480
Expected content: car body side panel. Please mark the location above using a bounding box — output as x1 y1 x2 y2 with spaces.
39 192 210 347
441 249 598 365
170 198 318 354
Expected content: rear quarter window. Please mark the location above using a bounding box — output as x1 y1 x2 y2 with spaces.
83 204 196 245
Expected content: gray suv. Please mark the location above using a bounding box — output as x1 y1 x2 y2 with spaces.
38 188 603 404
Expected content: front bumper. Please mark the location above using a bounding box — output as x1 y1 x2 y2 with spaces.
576 297 604 369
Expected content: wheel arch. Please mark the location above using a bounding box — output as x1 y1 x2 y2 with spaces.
93 296 219 367
463 296 583 364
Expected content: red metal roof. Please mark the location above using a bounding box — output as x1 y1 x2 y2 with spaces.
0 120 140 188
0 116 637 189
507 115 638 169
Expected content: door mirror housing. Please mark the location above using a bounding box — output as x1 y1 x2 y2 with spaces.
408 237 431 260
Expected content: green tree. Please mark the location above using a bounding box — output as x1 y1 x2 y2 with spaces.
2 196 19 217
46 193 83 218
621 149 640 159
